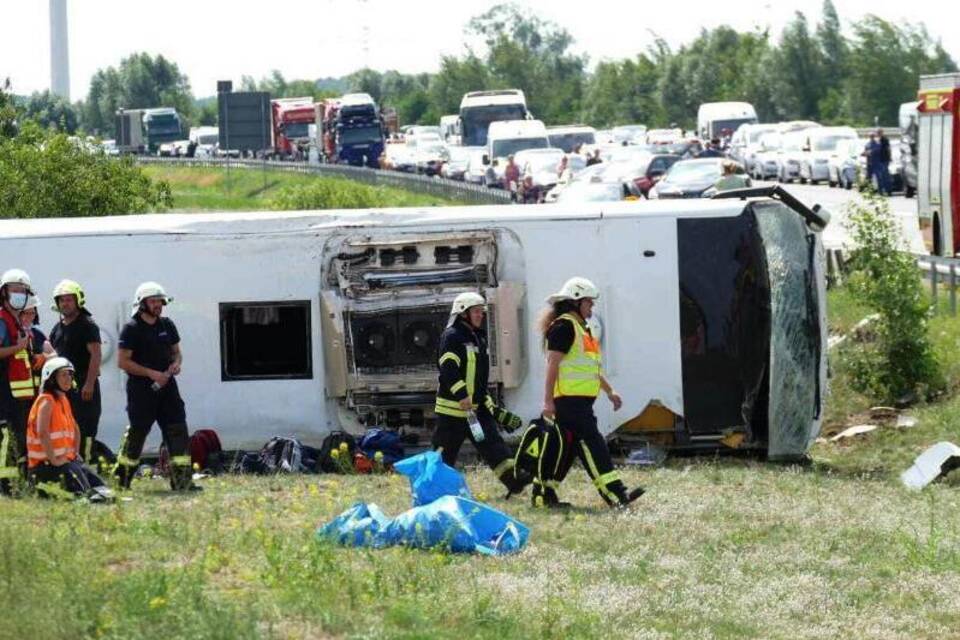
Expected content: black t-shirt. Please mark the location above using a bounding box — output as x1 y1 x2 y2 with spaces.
49 315 101 385
118 315 180 380
546 318 575 353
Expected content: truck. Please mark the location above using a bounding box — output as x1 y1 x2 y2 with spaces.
115 107 183 154
459 90 530 147
271 97 315 159
918 73 960 255
318 93 385 168
697 102 758 141
0 191 828 460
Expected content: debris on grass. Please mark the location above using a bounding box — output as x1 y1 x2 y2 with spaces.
830 425 878 442
901 442 960 489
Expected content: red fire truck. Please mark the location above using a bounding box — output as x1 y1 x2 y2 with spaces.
271 97 315 159
918 73 960 255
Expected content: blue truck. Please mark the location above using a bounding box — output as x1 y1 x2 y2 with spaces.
321 93 385 168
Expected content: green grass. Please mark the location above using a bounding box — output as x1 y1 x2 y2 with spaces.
5 464 960 640
141 166 457 212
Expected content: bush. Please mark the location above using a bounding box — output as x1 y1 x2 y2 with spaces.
0 124 172 217
268 179 397 210
842 192 943 402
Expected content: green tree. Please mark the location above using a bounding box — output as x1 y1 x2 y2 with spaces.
582 54 665 127
83 53 194 137
428 54 491 118
768 13 825 120
22 90 80 133
0 78 18 139
0 125 171 217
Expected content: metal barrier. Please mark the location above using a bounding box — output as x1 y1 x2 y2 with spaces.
135 156 513 205
917 253 960 316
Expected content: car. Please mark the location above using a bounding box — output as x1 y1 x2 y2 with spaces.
826 138 866 189
555 177 632 203
661 140 703 159
899 101 919 198
596 152 680 198
776 130 813 183
645 128 684 145
544 162 606 202
440 145 471 181
752 133 783 180
99 139 119 156
729 123 778 172
649 158 748 199
798 127 859 185
515 147 566 191
547 125 597 153
385 141 417 173
611 125 648 145
463 147 489 184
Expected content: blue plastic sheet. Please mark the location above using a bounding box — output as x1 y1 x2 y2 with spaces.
316 451 529 556
393 450 472 507
316 496 529 555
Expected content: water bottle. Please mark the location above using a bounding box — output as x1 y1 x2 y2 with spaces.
466 410 485 443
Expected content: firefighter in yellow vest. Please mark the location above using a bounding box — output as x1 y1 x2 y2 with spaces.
26 357 110 500
537 277 644 508
433 292 532 495
0 268 35 492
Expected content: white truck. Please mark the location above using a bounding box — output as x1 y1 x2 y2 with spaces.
485 120 551 189
917 73 960 255
0 193 828 460
697 102 758 141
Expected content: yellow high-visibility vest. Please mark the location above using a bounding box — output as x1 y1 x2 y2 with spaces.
552 313 601 398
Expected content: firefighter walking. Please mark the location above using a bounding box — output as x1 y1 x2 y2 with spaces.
433 292 532 495
115 282 198 492
532 277 644 508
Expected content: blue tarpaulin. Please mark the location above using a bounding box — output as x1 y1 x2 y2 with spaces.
316 451 529 555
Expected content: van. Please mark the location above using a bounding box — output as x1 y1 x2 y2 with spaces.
697 102 758 140
485 119 550 164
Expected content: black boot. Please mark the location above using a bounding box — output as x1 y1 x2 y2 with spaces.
501 467 533 498
613 486 645 509
114 462 136 490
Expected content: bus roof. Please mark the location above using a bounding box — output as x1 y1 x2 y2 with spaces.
460 90 527 110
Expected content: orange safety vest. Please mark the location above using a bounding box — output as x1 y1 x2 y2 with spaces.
1 308 34 399
26 393 78 468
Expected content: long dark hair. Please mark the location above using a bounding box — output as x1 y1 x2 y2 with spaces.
537 300 579 339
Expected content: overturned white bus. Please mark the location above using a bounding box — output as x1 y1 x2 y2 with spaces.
0 189 828 460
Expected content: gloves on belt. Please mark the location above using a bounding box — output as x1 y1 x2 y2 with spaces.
494 407 523 432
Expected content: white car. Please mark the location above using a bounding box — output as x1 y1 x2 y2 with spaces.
799 127 859 184
777 130 813 183
752 133 782 180
463 147 489 184
828 138 867 189
612 125 647 145
730 123 778 173
515 148 566 190
385 141 417 173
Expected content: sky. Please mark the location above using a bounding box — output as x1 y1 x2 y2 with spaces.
2 0 959 101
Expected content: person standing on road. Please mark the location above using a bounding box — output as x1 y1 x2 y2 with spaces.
697 139 723 158
0 269 36 491
432 292 531 496
875 128 893 196
49 280 102 466
533 277 645 509
114 282 199 492
504 155 521 193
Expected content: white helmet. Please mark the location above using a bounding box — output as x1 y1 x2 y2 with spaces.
450 292 486 317
132 281 172 315
546 277 600 305
0 268 32 291
40 357 74 388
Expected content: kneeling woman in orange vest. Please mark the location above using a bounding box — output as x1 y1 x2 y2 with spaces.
26 357 110 500
536 277 645 509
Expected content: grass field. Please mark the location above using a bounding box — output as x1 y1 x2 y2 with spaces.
140 166 457 212
6 291 960 639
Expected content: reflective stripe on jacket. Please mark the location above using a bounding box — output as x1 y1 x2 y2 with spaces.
552 313 602 398
435 318 487 418
26 392 78 468
1 309 34 399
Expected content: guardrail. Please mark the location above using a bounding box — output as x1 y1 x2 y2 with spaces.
135 156 513 205
917 253 960 316
855 127 901 138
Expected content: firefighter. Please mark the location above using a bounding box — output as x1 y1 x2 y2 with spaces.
26 357 111 501
535 277 644 508
114 282 199 492
49 280 102 466
0 268 35 491
433 292 532 495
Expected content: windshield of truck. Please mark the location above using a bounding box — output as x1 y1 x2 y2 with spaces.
491 136 549 159
812 135 854 152
283 122 310 139
548 131 596 153
340 125 382 145
710 117 756 138
145 115 180 135
460 104 527 146
198 134 219 145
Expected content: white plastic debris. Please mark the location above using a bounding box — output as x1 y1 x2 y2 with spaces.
829 425 877 442
895 415 918 429
901 442 960 490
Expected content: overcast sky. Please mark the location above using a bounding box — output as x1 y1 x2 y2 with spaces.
2 0 958 101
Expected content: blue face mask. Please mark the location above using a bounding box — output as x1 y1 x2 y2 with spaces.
8 292 27 310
